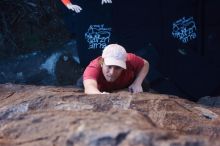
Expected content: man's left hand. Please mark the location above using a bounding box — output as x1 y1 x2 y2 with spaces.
128 83 143 93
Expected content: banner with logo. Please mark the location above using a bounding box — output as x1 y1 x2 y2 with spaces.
74 0 114 67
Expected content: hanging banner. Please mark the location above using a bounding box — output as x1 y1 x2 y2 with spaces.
74 0 114 67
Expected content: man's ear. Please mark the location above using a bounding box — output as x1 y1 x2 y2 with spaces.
99 58 104 67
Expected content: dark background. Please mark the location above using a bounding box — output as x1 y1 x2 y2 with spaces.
73 0 220 100
1 0 220 101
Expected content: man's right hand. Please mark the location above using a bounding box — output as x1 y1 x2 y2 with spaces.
66 3 82 13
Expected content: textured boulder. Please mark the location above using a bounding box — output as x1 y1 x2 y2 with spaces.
0 83 220 146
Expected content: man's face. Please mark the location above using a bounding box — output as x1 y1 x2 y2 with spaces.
102 63 124 82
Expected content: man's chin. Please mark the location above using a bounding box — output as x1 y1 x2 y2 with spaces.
106 78 115 82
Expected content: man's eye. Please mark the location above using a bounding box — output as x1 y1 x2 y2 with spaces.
107 66 121 70
114 65 122 70
107 66 112 69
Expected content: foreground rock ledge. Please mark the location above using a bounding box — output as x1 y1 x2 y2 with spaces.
0 84 220 146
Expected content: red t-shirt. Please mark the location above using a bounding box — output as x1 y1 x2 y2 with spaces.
83 53 144 92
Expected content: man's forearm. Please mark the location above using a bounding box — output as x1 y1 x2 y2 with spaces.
133 59 149 85
83 79 102 94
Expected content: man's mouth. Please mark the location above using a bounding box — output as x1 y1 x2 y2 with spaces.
107 75 112 78
107 76 114 81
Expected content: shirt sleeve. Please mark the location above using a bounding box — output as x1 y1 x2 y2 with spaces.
127 53 144 75
61 0 71 6
83 58 101 81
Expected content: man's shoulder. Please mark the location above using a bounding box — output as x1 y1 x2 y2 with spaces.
83 56 102 80
126 53 140 62
88 56 102 67
126 53 137 58
126 53 144 69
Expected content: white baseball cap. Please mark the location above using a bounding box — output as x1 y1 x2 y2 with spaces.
102 44 127 69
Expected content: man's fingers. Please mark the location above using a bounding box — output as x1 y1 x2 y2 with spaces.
101 92 109 94
128 87 133 93
129 87 143 93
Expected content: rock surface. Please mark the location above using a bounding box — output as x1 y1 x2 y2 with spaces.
0 83 220 146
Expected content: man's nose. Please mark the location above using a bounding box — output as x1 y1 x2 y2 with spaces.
109 67 116 75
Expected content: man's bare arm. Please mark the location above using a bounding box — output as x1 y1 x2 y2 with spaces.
128 59 149 93
83 79 102 94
